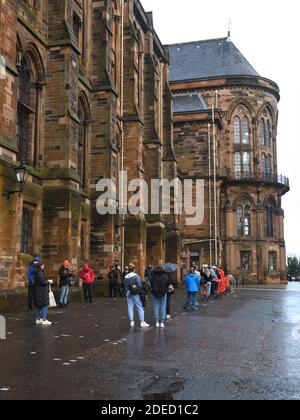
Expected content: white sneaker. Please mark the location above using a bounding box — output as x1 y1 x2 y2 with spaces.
166 315 171 320
36 320 43 325
41 320 52 326
140 321 150 328
160 323 165 329
156 322 160 328
130 321 135 328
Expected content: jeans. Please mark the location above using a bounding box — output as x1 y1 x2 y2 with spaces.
207 282 212 297
36 306 48 321
83 283 93 302
184 292 198 310
153 294 167 322
127 293 145 322
59 285 70 305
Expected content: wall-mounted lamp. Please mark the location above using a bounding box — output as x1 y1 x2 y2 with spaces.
7 161 30 199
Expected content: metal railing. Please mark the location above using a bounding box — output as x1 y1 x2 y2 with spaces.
221 170 290 188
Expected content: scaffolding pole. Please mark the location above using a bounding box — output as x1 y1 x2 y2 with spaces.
120 0 125 272
212 100 218 266
208 123 212 265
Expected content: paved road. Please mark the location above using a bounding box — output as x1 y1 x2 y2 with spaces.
1 284 300 400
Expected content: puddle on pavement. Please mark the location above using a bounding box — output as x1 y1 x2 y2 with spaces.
143 392 175 400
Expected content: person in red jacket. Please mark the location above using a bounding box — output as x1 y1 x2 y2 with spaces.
80 264 95 303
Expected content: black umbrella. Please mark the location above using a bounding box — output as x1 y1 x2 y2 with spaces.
164 263 178 273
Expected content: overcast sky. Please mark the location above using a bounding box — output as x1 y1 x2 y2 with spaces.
142 0 300 256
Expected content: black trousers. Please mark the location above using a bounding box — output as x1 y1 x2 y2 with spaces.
166 293 171 316
110 283 122 298
28 283 35 310
83 283 93 302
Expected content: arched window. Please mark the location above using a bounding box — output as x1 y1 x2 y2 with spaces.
234 152 251 179
233 117 241 144
17 48 44 166
266 120 271 147
236 203 252 237
265 198 275 237
234 152 242 179
260 119 265 146
77 95 90 189
262 153 267 176
242 117 250 145
243 152 251 177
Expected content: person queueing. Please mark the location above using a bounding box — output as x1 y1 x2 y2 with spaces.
183 266 200 311
114 264 123 297
108 265 118 298
34 262 53 326
59 260 73 308
80 264 95 303
124 263 149 328
151 265 171 329
200 268 212 302
27 256 41 311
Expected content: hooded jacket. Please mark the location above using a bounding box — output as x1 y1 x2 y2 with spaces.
27 257 41 285
80 265 95 284
186 272 200 293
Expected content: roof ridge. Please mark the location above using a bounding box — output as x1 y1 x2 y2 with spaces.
165 37 228 48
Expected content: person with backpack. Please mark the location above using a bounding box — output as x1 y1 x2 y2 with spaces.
150 265 171 328
183 266 200 311
124 263 149 328
33 262 53 326
59 261 73 308
80 264 95 303
27 256 41 311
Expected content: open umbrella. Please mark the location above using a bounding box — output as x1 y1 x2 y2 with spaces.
163 263 178 273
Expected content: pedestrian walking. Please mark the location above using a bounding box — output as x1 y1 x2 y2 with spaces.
183 266 200 311
124 263 149 328
27 256 41 311
34 262 53 326
80 264 95 303
151 265 171 328
59 261 73 308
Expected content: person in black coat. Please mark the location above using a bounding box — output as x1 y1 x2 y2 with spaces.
150 265 171 328
34 263 53 326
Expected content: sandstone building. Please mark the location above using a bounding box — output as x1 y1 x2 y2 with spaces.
0 1 289 293
0 0 179 291
168 36 290 284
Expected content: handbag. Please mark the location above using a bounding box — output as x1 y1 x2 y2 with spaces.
49 285 57 308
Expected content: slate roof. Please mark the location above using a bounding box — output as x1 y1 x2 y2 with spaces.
166 37 260 82
173 93 208 113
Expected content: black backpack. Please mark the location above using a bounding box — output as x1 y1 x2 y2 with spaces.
128 278 141 295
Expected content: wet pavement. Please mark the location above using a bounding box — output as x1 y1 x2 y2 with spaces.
1 283 300 400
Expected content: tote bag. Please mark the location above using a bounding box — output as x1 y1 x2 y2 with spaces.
49 285 57 308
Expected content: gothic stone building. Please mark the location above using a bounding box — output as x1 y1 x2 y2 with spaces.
167 37 289 284
0 1 290 294
0 0 180 291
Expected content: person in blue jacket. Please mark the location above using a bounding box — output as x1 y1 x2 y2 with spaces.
183 266 200 311
27 256 41 311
